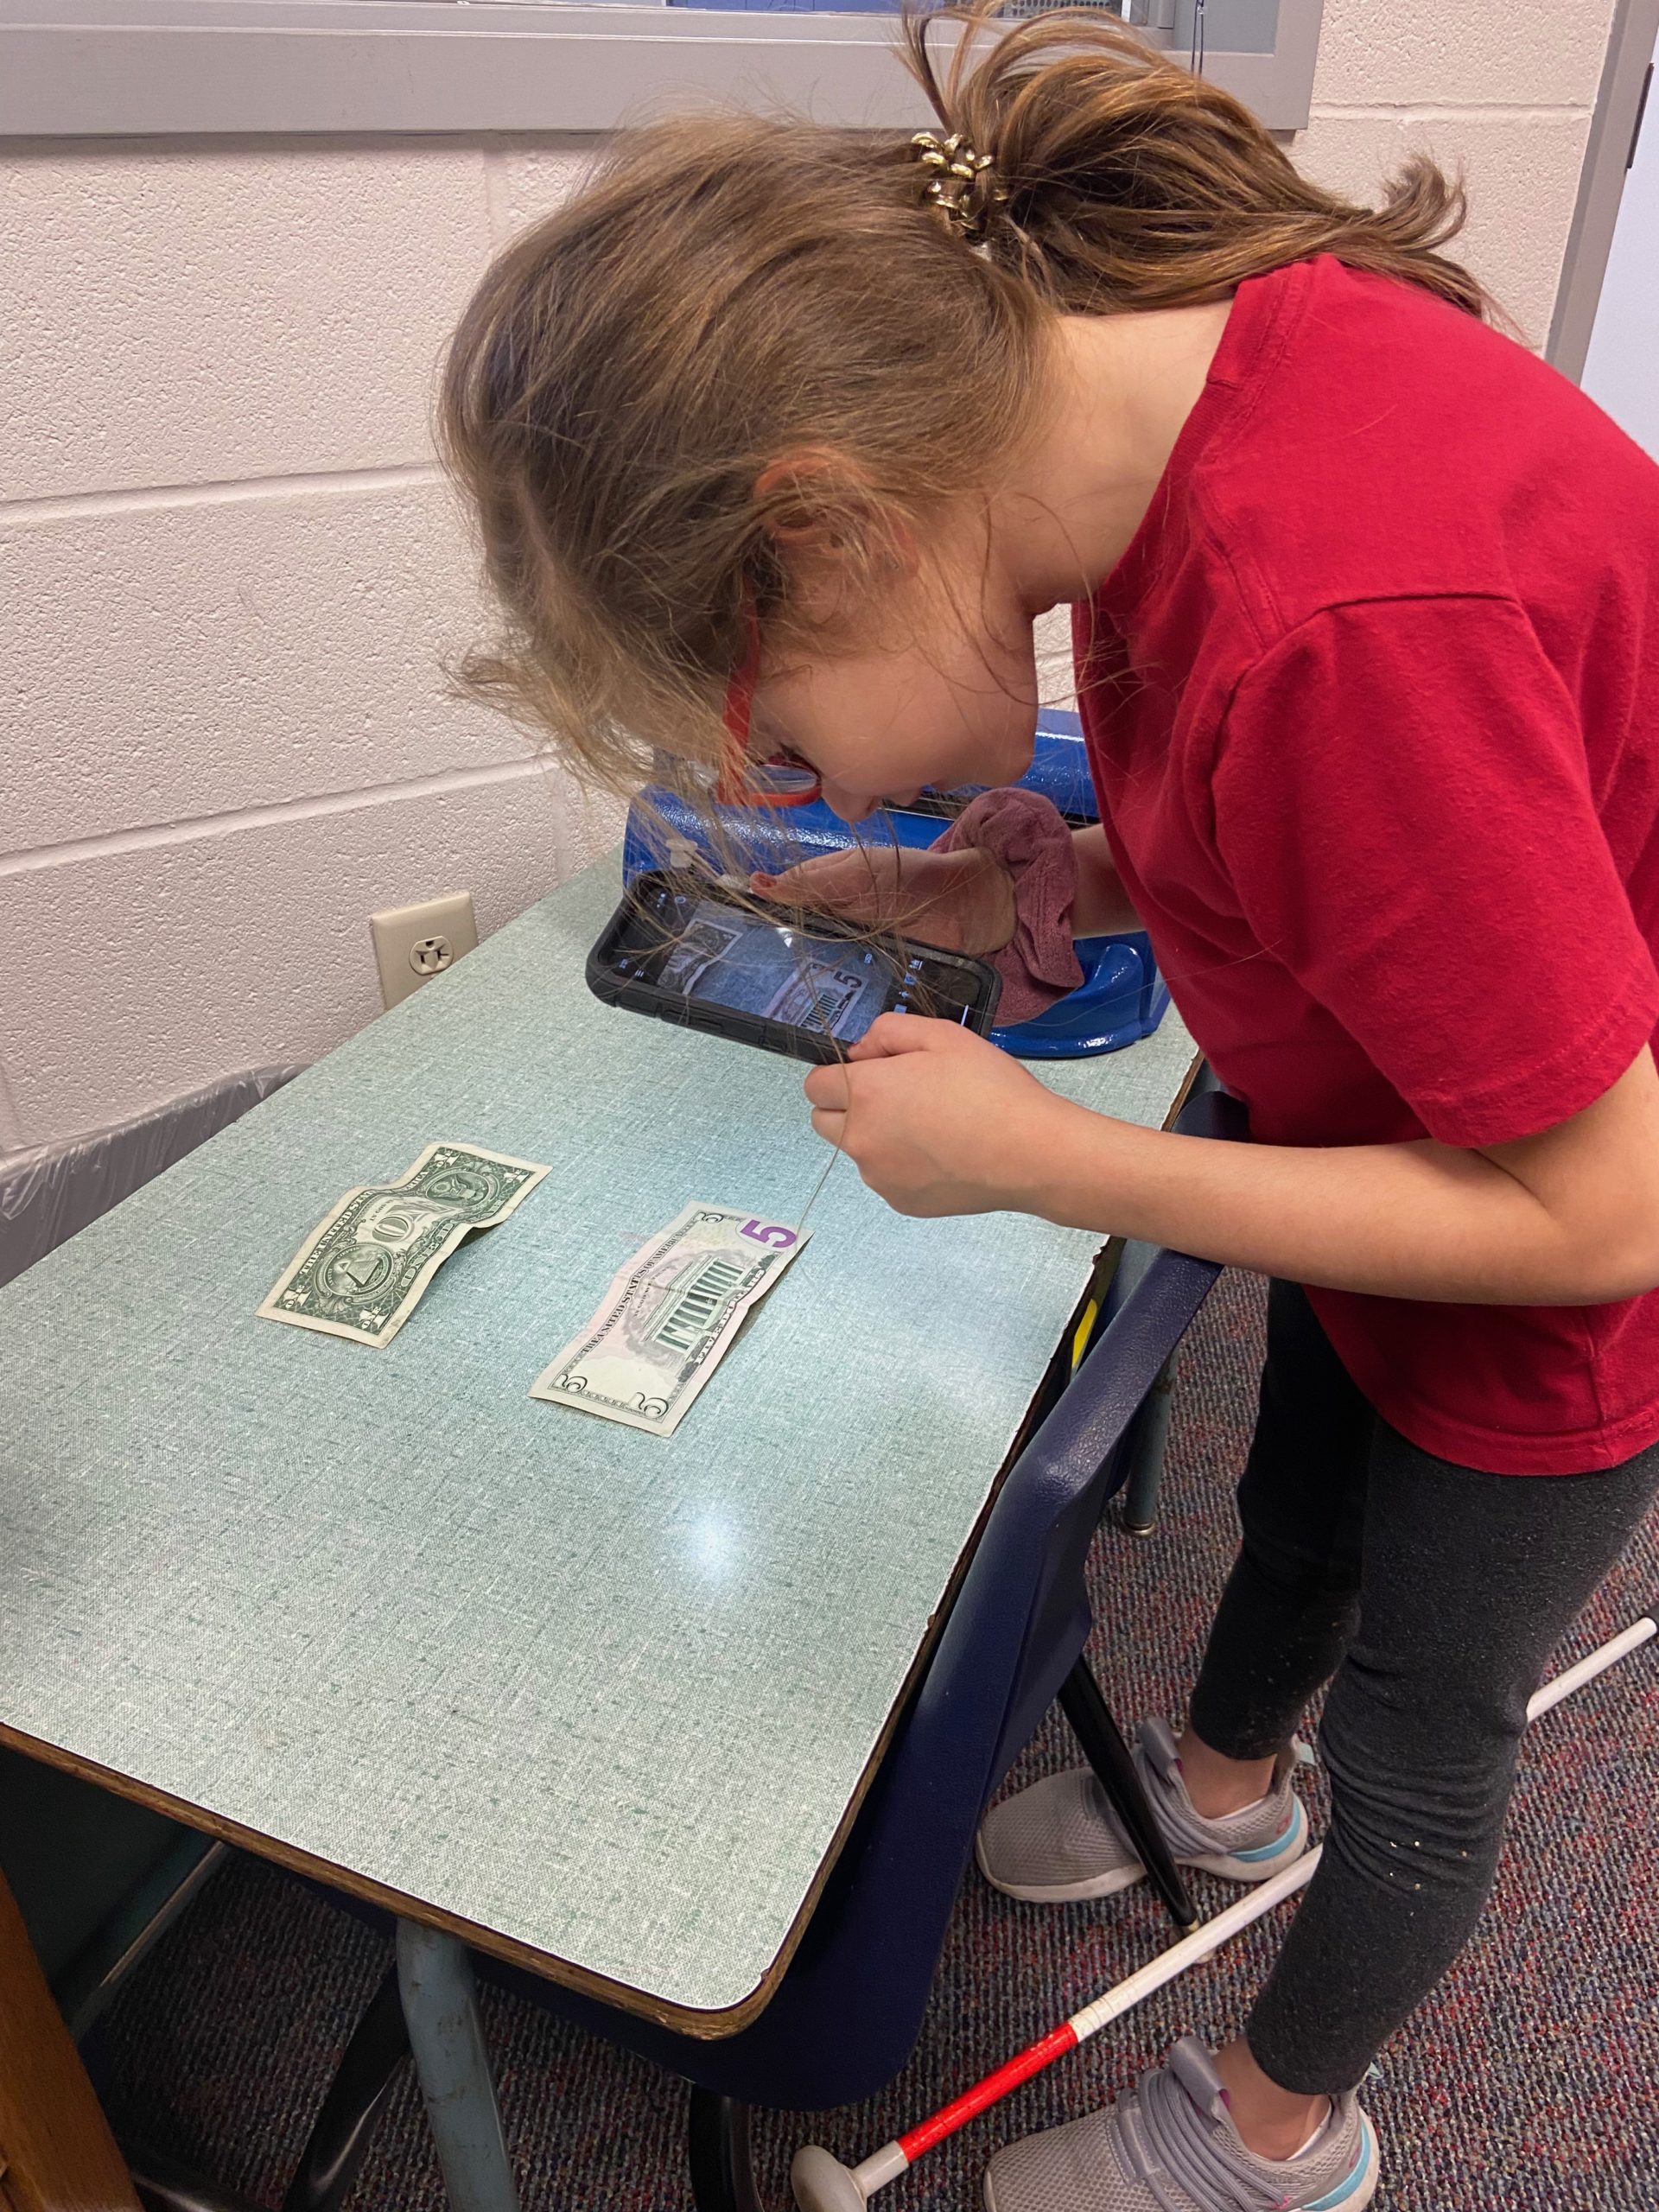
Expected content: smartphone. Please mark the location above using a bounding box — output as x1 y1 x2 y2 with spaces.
587 869 1002 1066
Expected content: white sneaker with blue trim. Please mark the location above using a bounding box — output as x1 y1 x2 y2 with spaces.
976 1719 1311 1905
983 2037 1380 2212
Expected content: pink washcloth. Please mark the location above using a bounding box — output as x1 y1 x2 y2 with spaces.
935 787 1084 1025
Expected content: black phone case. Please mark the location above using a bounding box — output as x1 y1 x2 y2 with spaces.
586 871 1002 1066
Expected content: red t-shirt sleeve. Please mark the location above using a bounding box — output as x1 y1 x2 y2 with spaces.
1211 594 1659 1147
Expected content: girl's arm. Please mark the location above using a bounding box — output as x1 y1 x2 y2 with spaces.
1071 825 1142 937
805 1025 1659 1308
1029 1045 1659 1305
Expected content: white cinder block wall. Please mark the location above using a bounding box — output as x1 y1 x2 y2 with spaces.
0 0 1618 1158
0 139 620 1160
1298 0 1615 348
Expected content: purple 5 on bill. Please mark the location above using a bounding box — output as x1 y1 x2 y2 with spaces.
530 1202 809 1437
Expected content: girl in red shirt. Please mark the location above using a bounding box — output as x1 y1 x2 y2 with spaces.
442 14 1659 2209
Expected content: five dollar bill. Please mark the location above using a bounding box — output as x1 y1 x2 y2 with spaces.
529 1203 808 1436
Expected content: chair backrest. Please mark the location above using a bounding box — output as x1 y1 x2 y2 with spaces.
484 1090 1241 2111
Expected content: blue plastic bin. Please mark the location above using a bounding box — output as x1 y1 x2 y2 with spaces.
621 711 1169 1058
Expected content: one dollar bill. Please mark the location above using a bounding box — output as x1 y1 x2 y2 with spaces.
258 1141 550 1349
530 1202 808 1436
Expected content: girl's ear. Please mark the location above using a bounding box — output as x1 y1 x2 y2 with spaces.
753 450 843 548
752 440 862 543
753 449 918 586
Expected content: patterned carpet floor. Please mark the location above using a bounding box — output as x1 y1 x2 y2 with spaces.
93 1269 1659 2210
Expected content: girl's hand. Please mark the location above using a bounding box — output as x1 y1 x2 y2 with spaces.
802 1013 1082 1217
751 843 1016 957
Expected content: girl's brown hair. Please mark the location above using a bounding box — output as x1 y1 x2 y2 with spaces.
440 6 1488 794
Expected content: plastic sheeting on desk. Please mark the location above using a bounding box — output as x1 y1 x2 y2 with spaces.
0 1063 304 1290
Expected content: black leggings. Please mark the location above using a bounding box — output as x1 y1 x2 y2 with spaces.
1187 1279 1659 2095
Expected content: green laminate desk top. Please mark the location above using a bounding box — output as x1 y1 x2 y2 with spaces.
0 856 1195 2027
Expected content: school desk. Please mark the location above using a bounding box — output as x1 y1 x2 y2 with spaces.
0 855 1198 2200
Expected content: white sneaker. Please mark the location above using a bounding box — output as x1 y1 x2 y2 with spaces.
983 2037 1380 2212
976 1719 1310 1904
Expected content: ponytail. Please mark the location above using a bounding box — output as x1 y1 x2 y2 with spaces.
904 6 1491 320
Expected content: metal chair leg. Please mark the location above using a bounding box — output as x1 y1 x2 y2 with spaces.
688 2088 764 2212
396 1920 519 2212
282 1961 410 2212
1119 1357 1176 1537
1058 1658 1198 1929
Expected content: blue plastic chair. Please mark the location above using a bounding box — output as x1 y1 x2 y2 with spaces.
290 1089 1243 2212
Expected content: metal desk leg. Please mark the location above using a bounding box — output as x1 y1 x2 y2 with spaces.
1120 1357 1176 1538
396 1921 520 2212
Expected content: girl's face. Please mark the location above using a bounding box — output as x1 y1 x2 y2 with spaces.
744 529 1046 825
725 302 1236 823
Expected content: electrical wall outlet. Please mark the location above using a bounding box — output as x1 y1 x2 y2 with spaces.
370 892 479 1011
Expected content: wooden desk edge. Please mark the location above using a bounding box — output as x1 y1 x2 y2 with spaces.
3 1048 1204 2044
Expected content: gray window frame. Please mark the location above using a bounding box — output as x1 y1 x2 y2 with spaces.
0 0 1325 137
1548 0 1659 378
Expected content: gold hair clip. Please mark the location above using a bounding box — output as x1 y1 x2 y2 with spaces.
910 130 1007 243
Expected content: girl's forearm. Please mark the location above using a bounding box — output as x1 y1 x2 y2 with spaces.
1071 826 1141 937
1025 1105 1648 1306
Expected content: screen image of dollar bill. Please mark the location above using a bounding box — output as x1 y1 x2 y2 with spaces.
529 1202 809 1436
258 1142 550 1349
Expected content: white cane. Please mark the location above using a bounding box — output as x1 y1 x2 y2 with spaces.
791 1616 1657 2212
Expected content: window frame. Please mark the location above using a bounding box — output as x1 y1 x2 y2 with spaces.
0 0 1325 137
1548 0 1659 377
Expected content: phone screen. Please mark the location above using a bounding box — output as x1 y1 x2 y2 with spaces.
651 895 981 1044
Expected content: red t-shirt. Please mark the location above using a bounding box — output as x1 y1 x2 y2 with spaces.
1074 255 1659 1475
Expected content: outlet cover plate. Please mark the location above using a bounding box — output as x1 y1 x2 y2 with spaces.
370 892 479 1011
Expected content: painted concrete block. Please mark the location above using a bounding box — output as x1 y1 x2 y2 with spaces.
1294 108 1592 348
1035 605 1077 714
2 141 495 501
1313 0 1613 110
0 478 530 856
485 139 597 248
0 768 623 1150
0 1062 25 1157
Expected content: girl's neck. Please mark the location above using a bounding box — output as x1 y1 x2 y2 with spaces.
992 298 1235 614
